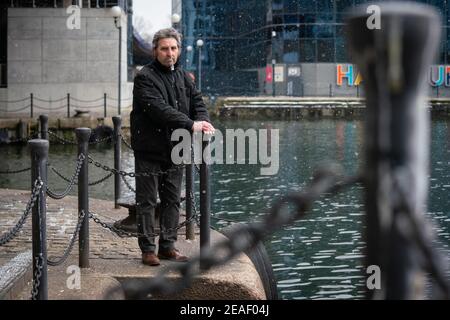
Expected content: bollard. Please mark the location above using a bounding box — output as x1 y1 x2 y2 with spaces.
347 2 441 299
67 93 70 118
17 120 27 142
39 115 48 140
112 116 121 209
29 139 49 300
199 135 211 270
185 162 195 240
76 128 91 268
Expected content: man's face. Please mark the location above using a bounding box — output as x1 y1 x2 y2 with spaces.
154 38 180 67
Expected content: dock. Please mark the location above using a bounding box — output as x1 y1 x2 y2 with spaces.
0 188 265 300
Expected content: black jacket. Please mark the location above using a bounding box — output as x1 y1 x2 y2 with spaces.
131 59 210 163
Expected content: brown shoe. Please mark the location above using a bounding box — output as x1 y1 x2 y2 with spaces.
158 249 188 262
142 252 160 266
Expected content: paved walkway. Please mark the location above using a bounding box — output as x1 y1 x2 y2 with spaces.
0 188 265 300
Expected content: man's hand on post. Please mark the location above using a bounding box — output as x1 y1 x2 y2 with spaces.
192 121 215 134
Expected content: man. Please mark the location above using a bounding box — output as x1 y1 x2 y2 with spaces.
131 28 215 266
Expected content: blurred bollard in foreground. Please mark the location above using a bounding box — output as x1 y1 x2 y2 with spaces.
347 2 443 299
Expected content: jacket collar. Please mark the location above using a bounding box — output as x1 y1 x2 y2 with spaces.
152 59 180 73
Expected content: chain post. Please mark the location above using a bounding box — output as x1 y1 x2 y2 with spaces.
185 160 195 240
347 3 441 299
67 93 70 118
199 134 211 270
28 139 48 300
30 93 33 118
39 114 48 140
76 128 91 268
112 116 122 209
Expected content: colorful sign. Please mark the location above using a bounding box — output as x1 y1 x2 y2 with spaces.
429 65 450 87
336 64 362 86
337 64 450 87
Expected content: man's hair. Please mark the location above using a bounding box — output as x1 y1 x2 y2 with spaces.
152 28 182 50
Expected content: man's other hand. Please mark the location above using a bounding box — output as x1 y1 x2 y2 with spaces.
192 121 215 134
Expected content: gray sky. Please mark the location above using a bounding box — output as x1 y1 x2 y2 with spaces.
133 0 172 34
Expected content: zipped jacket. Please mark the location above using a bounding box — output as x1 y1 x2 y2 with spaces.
131 59 210 163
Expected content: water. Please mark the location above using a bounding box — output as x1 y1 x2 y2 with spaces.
1 118 449 299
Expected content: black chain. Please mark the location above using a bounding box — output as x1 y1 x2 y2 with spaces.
120 134 133 150
89 172 114 186
88 155 185 178
105 169 360 299
50 165 113 186
0 167 31 174
89 209 198 238
120 174 136 193
31 254 44 300
0 179 44 246
47 130 77 145
0 132 39 145
47 210 86 266
46 154 85 200
89 135 113 145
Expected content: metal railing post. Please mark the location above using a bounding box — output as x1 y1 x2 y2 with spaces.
67 93 70 118
185 161 195 240
30 93 33 118
39 115 48 140
29 139 48 300
76 128 91 268
104 93 107 118
112 116 121 209
199 135 211 270
347 3 441 299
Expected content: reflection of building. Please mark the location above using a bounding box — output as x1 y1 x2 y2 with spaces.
179 0 450 97
0 1 134 116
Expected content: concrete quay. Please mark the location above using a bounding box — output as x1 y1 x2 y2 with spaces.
0 188 265 300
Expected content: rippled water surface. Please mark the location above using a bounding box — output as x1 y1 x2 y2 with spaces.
1 118 449 299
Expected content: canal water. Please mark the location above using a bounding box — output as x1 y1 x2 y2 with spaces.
1 118 449 299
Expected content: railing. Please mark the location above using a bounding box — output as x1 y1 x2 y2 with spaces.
0 114 211 299
0 94 132 117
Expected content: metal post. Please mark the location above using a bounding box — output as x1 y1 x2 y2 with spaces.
76 128 91 268
347 2 441 299
118 24 122 115
39 115 48 140
29 139 48 300
112 116 121 209
199 136 210 270
104 93 107 118
30 93 33 118
67 93 70 118
17 120 27 142
198 47 202 92
329 84 333 97
185 162 195 240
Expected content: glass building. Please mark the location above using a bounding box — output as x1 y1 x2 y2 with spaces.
180 0 450 96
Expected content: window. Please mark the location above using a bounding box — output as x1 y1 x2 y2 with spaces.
317 39 334 62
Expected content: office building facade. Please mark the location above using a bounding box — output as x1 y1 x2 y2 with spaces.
180 0 450 97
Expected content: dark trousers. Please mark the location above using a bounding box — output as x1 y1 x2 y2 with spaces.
135 157 183 253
